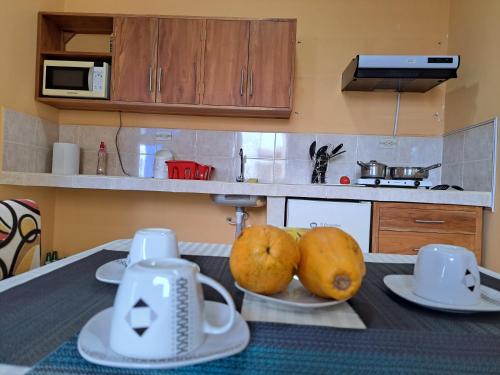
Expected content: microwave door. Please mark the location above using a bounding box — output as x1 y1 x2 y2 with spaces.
42 60 95 98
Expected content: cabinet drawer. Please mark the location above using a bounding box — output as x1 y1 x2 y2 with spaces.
376 231 477 257
379 207 477 234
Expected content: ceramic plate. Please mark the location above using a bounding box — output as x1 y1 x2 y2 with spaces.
95 258 127 284
77 301 250 369
384 274 500 313
235 278 346 309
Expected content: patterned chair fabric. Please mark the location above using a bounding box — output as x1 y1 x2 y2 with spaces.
0 199 41 280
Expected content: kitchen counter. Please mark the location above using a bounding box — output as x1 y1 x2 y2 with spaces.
0 171 493 208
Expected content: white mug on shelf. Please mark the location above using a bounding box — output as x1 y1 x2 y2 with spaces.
413 244 480 306
109 258 236 359
127 228 179 267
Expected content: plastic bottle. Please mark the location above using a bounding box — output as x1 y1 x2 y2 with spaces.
96 141 107 175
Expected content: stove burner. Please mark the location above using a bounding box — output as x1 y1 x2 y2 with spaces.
356 178 432 188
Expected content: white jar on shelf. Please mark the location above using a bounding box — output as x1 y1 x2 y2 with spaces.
153 149 174 179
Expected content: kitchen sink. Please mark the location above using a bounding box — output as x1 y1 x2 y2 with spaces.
211 194 266 207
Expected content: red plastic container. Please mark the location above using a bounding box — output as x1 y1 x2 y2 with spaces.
166 161 214 180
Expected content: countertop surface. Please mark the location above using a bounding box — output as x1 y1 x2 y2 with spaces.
0 171 493 207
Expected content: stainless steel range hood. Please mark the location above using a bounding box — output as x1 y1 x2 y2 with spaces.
341 55 460 93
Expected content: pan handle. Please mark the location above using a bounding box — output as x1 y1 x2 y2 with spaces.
417 163 442 173
357 161 369 168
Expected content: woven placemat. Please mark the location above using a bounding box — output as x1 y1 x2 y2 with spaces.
27 322 500 375
0 251 242 366
351 263 500 334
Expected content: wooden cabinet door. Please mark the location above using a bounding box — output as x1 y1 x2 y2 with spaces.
247 20 296 108
112 17 158 102
202 20 249 106
157 18 204 104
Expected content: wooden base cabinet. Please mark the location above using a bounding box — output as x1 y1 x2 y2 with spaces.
371 202 483 262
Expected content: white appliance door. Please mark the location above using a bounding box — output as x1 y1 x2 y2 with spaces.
286 199 372 253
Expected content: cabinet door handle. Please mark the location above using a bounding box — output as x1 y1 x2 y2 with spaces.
148 66 153 93
412 248 420 252
240 68 244 96
415 219 445 224
157 67 163 93
249 70 253 96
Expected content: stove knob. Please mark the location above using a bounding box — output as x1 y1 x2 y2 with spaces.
414 180 420 187
375 179 381 185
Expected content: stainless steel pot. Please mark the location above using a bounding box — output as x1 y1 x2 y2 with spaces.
389 163 442 180
357 160 387 179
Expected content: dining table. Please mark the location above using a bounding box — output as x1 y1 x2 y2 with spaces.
1 239 500 375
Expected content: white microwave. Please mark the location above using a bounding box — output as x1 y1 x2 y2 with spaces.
42 60 110 99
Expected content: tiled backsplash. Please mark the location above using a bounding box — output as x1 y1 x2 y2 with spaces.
2 108 497 191
2 108 59 173
57 124 443 185
442 118 498 192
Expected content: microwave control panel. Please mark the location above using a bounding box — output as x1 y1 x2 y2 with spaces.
93 67 105 92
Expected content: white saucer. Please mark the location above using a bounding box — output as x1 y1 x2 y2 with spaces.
95 258 127 284
384 274 500 313
235 277 346 309
77 301 250 369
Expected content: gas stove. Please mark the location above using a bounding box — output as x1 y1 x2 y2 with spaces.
356 178 432 188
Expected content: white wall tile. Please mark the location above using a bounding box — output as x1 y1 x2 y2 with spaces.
233 158 274 183
194 156 234 181
275 133 315 160
37 118 59 148
462 159 493 192
156 129 196 158
273 160 313 184
397 136 442 166
59 125 78 144
315 134 357 162
464 123 495 162
441 163 463 188
325 162 356 184
236 132 275 159
3 108 38 146
195 131 235 158
116 127 156 155
442 132 464 165
77 125 118 153
356 135 398 165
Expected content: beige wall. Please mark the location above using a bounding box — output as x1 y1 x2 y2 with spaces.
53 189 266 255
446 0 500 271
0 1 64 255
61 0 450 136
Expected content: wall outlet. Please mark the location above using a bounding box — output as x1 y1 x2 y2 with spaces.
379 136 398 149
154 130 173 141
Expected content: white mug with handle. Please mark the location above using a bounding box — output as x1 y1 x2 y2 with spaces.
127 228 179 267
110 258 236 359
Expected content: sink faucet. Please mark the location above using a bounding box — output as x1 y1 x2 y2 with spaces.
236 148 244 182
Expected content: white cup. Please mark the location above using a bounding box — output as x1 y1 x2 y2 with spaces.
413 244 481 306
127 228 178 267
110 258 236 359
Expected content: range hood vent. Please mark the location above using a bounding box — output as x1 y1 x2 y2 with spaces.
341 55 460 93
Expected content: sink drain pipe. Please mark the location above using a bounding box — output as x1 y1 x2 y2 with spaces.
227 207 248 238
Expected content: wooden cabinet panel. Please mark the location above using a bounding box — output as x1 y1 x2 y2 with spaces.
379 207 477 234
247 20 295 108
202 20 249 107
377 231 477 256
112 17 158 102
157 18 204 105
371 202 483 262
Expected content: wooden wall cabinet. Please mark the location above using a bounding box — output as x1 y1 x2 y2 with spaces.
36 12 296 118
112 17 158 103
371 202 483 262
202 19 296 109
